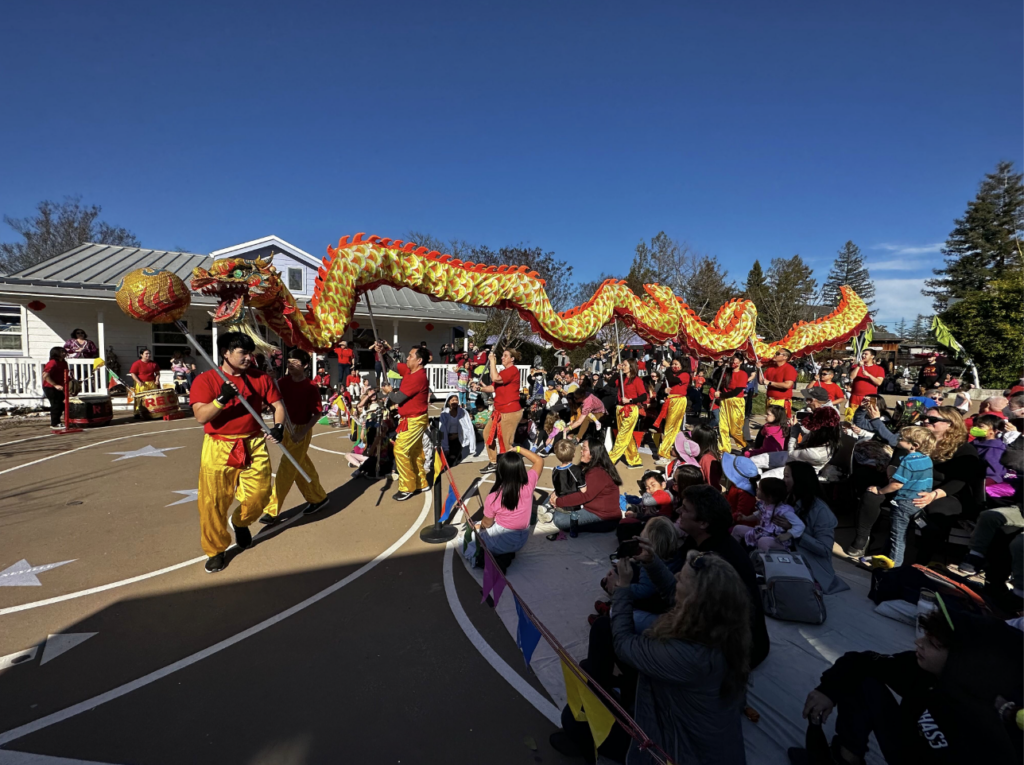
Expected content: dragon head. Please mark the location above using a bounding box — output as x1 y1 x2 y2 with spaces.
191 255 283 323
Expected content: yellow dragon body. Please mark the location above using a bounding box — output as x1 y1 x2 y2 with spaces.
125 232 870 359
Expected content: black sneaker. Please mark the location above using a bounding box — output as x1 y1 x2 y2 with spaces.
234 524 252 549
480 463 497 475
392 490 421 502
303 498 330 515
842 536 869 558
205 553 226 574
258 513 281 525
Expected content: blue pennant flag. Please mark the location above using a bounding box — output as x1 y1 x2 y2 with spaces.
440 484 459 523
515 597 542 668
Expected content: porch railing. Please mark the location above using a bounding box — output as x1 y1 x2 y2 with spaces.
0 358 107 407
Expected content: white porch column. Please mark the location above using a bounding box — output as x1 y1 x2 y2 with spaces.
392 319 399 346
464 336 468 352
211 323 218 369
97 310 106 362
312 352 318 373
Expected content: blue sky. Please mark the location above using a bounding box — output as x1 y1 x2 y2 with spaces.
1 1 1020 327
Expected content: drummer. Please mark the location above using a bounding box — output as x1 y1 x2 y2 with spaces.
129 349 161 418
42 346 69 430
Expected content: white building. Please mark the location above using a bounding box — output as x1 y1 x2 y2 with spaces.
0 235 485 408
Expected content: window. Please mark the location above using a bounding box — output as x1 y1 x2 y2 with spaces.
287 267 304 293
151 322 190 368
0 305 25 355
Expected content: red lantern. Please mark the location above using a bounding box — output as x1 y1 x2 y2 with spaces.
425 323 434 331
27 300 45 311
350 321 360 329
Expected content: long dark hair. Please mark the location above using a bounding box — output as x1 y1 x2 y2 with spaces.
583 437 622 486
691 425 720 460
786 461 824 522
490 451 529 511
796 422 841 455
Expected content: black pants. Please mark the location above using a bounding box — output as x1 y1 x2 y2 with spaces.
833 676 903 761
43 386 64 427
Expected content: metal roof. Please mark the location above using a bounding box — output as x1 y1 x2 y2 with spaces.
0 242 485 323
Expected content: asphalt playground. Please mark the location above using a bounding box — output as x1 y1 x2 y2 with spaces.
0 411 624 764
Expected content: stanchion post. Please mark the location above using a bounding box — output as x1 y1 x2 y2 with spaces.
58 368 84 434
420 419 458 544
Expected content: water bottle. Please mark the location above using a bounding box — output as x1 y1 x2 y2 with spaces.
569 510 579 538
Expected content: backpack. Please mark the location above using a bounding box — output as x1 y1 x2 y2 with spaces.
751 551 827 625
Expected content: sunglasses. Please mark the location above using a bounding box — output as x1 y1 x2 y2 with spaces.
925 416 950 425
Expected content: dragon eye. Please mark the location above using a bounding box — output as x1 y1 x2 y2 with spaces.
233 269 245 278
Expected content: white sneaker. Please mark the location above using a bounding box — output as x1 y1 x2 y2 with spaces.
654 457 670 466
537 511 554 524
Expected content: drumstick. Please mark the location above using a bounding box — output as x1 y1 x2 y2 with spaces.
173 320 311 483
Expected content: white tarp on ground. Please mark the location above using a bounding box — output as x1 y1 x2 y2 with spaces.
459 517 914 765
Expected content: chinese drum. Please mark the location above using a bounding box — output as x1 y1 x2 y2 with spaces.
137 387 180 419
67 395 113 428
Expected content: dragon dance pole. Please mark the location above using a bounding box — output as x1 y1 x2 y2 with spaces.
362 293 390 483
613 320 626 397
173 320 311 483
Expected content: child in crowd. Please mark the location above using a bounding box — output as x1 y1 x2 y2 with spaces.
457 362 469 406
972 413 1008 485
690 424 724 488
867 425 936 567
732 476 805 551
541 413 568 455
539 438 587 524
722 453 760 527
664 432 701 483
746 404 788 457
623 471 675 522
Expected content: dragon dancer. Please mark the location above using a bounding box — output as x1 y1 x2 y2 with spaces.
608 359 646 469
375 340 431 501
479 347 524 476
655 356 690 465
259 348 329 525
190 332 285 573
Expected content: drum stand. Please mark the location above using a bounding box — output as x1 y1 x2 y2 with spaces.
55 369 84 435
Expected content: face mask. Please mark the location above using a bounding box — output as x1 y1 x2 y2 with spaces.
969 427 989 438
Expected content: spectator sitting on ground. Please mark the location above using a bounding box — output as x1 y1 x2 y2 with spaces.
750 406 842 477
722 453 759 527
690 424 724 488
732 475 804 551
785 462 850 594
965 396 1010 432
474 446 545 557
745 404 788 457
549 437 622 534
789 609 1023 765
622 470 676 522
972 413 1009 485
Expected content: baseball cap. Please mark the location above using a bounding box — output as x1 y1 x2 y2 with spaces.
801 387 830 403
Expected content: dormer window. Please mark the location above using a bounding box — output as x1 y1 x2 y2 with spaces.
287 267 303 293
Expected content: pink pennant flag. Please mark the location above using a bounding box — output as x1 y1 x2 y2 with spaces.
481 553 508 606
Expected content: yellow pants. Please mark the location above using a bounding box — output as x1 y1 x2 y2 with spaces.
197 433 272 557
658 396 688 460
609 405 642 467
766 397 792 418
484 409 524 463
394 414 430 493
262 427 327 517
718 397 747 453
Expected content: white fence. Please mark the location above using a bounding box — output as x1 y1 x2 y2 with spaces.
0 358 107 408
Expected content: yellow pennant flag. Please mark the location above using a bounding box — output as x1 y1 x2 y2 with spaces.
561 660 616 753
434 450 444 482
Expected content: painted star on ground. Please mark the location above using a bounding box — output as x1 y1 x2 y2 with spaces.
166 489 199 507
107 445 184 462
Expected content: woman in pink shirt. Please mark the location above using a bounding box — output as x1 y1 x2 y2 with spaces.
476 446 546 555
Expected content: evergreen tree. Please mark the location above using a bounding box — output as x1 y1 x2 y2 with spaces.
756 255 818 340
821 240 875 308
910 314 930 344
744 260 767 305
893 317 909 340
924 160 1024 311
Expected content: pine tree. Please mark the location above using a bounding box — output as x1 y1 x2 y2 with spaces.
744 260 767 305
821 240 875 308
924 160 1024 311
910 314 930 344
894 317 909 340
756 255 818 340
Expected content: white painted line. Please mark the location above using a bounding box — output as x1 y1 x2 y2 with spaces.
0 493 433 746
0 433 54 449
0 557 206 616
442 540 560 726
0 747 120 763
0 427 203 477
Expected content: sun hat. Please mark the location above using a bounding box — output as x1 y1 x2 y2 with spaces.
722 453 759 495
673 432 701 467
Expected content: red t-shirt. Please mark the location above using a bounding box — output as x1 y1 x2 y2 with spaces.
43 359 68 388
763 363 798 400
727 486 757 524
493 366 522 414
471 352 488 368
617 376 647 406
346 374 361 386
278 376 322 426
334 347 353 365
668 372 690 395
191 368 281 435
810 381 845 402
130 360 161 382
851 364 885 398
725 370 748 398
395 363 429 417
